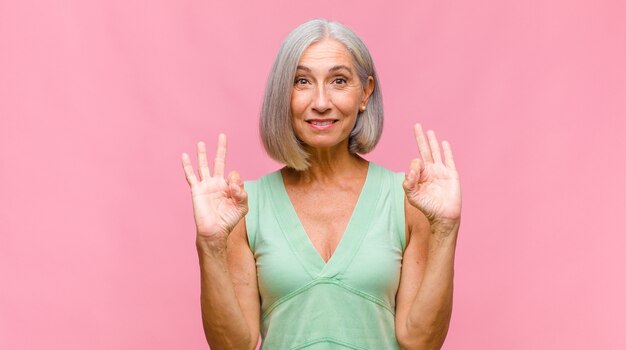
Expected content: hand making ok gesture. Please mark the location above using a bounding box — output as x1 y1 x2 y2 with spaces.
402 124 462 227
181 134 248 242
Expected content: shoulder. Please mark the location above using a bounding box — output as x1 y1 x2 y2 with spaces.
244 169 281 187
368 161 405 183
369 162 430 245
242 170 282 251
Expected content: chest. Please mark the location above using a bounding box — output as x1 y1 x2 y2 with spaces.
284 184 361 263
253 169 406 315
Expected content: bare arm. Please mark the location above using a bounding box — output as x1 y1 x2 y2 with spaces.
182 134 260 349
197 219 260 350
395 203 458 349
395 124 462 349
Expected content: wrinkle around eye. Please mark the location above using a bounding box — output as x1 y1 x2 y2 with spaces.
294 78 311 86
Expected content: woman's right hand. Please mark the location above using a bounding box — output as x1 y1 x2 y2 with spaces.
181 134 248 244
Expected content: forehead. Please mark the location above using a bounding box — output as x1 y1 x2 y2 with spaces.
297 39 354 70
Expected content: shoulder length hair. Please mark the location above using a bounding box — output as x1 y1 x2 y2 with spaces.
260 18 384 171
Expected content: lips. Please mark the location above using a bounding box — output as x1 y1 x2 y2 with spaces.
305 118 338 131
306 119 338 126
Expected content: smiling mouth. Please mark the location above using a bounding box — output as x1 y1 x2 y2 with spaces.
306 120 338 126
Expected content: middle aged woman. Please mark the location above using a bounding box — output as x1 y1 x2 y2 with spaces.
182 19 462 349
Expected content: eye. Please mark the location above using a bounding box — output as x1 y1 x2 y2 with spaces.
333 78 347 84
294 78 309 85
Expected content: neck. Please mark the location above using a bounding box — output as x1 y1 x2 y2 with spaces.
283 144 368 185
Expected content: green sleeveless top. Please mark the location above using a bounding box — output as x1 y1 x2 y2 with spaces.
244 162 407 349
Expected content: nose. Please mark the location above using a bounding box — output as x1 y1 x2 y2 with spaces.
312 85 331 114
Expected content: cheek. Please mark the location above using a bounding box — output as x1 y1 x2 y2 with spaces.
331 90 361 111
335 98 360 115
291 91 312 112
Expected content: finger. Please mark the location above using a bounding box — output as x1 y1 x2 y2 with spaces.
229 180 248 204
227 170 243 188
442 140 457 170
197 141 210 181
427 130 443 164
402 176 412 194
213 133 227 178
227 170 247 203
410 158 423 183
181 153 198 186
414 123 433 163
402 158 421 192
226 173 248 205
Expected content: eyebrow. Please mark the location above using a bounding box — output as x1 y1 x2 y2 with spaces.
329 65 352 73
296 65 352 73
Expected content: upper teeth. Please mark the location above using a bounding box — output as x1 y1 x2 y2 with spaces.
311 120 334 125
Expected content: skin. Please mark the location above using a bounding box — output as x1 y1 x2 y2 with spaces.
181 39 462 349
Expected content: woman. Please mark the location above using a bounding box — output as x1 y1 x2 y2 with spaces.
181 19 461 349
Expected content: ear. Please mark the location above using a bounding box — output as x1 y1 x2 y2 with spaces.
361 76 375 106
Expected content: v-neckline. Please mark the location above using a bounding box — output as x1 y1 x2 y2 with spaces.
269 162 382 278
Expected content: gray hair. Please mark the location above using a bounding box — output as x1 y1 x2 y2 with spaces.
260 18 384 170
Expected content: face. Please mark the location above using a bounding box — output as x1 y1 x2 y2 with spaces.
291 39 374 152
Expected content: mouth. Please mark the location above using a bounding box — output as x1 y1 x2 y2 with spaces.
306 119 338 126
305 119 338 131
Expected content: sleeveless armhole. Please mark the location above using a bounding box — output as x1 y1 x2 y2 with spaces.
392 172 408 252
243 180 257 252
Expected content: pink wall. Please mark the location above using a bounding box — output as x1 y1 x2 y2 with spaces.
1 1 624 349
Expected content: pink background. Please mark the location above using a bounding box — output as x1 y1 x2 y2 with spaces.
1 1 625 349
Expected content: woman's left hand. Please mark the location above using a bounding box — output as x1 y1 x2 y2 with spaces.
402 124 462 227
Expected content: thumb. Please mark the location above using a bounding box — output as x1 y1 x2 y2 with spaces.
226 171 247 205
402 159 423 194
226 170 242 187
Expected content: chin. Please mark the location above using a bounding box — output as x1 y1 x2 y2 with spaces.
301 136 349 151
